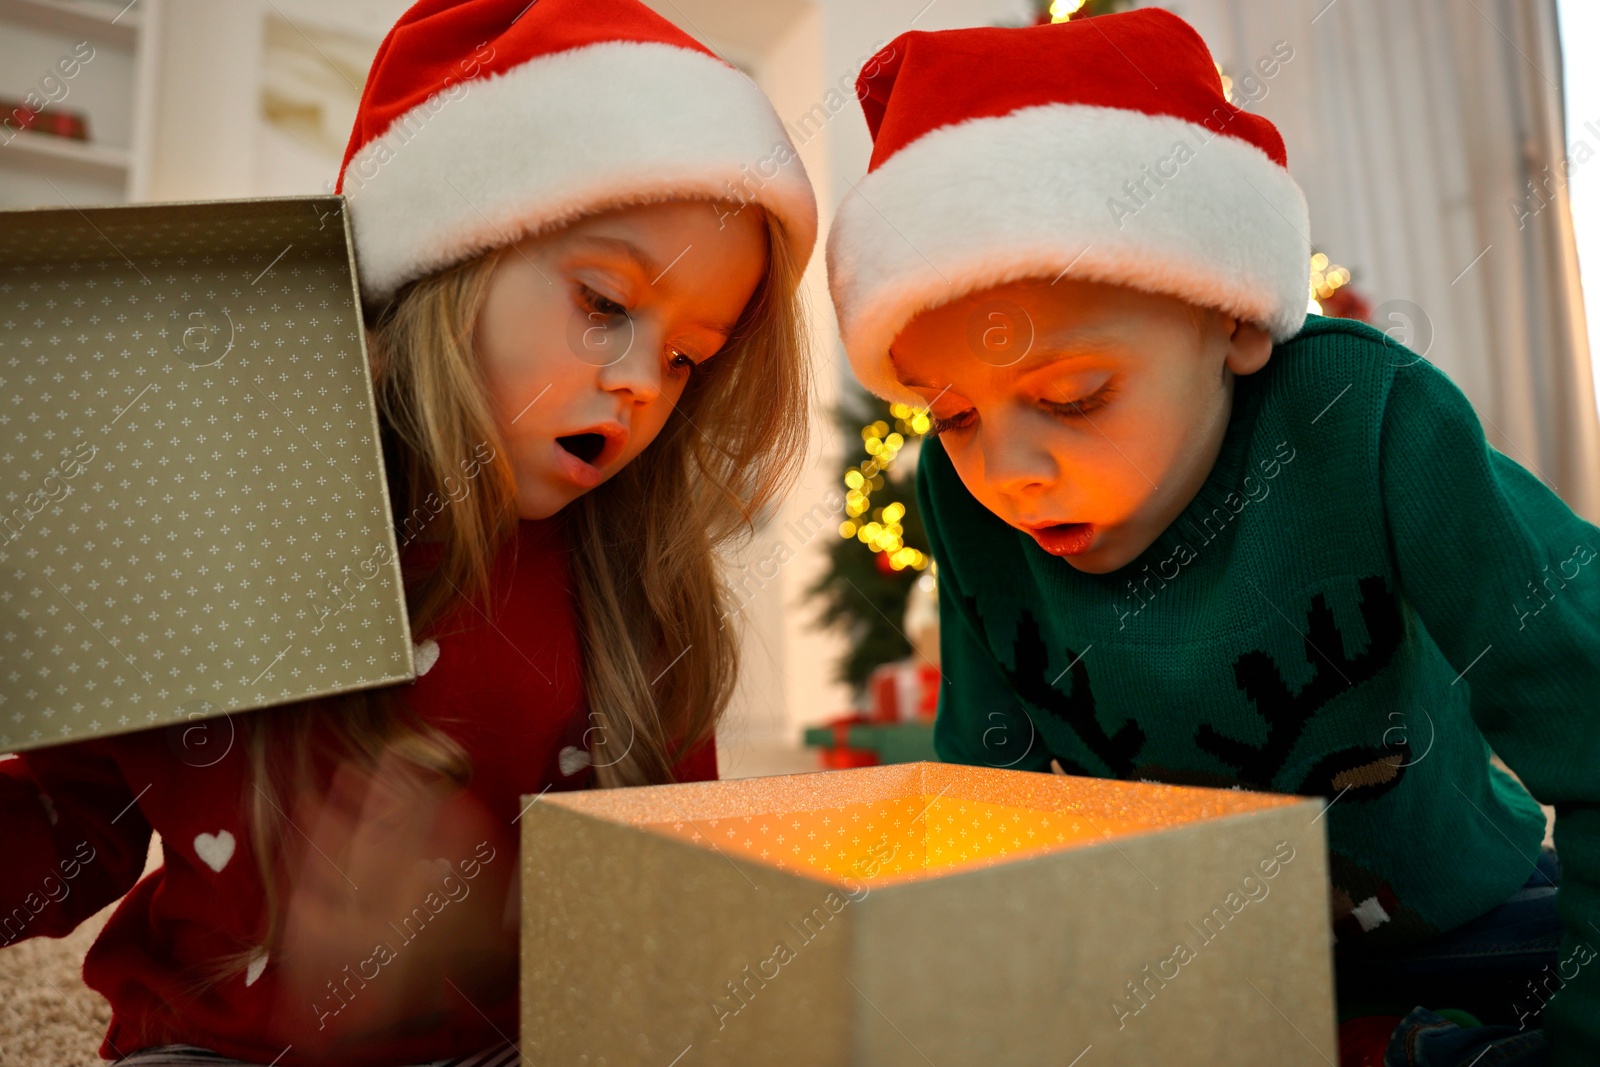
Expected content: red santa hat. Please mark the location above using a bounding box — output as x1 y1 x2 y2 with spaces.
826 9 1310 406
338 0 818 311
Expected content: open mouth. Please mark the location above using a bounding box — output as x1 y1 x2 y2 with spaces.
556 433 608 466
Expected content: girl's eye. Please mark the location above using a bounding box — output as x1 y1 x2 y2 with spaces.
577 284 629 322
929 409 975 436
1043 382 1114 420
668 349 698 375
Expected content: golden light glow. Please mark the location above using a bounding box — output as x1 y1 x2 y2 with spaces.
1049 0 1087 21
645 794 1119 884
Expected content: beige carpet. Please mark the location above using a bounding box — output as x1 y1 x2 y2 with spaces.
0 835 163 1066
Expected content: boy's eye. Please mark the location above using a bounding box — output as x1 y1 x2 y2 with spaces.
929 409 975 436
1043 381 1114 420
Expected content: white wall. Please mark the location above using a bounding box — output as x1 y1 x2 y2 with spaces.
1557 0 1600 419
145 0 409 201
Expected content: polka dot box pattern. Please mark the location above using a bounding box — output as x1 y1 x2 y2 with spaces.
0 197 415 753
521 761 1337 1066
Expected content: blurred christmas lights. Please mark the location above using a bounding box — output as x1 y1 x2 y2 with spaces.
836 403 931 571
1307 251 1352 315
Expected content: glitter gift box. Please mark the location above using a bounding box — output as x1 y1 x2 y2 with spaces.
520 761 1336 1066
0 197 416 753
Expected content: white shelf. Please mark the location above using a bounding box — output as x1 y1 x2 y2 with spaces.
0 0 156 204
0 0 140 45
0 127 131 179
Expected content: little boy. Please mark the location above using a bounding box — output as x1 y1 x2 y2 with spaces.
826 10 1599 1066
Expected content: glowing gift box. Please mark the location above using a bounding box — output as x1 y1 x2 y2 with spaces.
0 197 416 753
520 761 1336 1066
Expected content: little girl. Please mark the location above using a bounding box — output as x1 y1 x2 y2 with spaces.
0 0 818 1063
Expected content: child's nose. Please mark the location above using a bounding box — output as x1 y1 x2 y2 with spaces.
594 326 665 406
983 433 1058 497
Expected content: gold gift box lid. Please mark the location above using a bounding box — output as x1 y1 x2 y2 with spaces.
0 196 416 754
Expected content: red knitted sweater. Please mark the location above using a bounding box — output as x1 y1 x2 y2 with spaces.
0 518 717 1064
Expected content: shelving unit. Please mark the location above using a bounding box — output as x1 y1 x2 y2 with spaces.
0 0 160 208
3 125 131 176
0 0 143 46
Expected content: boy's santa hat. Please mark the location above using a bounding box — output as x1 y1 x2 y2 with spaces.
338 0 818 311
826 9 1310 405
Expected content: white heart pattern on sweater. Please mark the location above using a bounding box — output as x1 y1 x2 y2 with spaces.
245 950 269 987
194 829 236 873
558 746 591 777
412 856 452 883
414 639 441 677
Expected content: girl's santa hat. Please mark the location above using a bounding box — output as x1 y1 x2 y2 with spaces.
826 9 1310 406
339 0 818 311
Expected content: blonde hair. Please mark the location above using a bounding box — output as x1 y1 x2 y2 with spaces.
184 206 810 996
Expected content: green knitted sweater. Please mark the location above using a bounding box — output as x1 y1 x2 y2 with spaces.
918 315 1600 1061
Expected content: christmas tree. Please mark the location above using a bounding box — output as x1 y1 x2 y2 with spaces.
804 388 933 690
